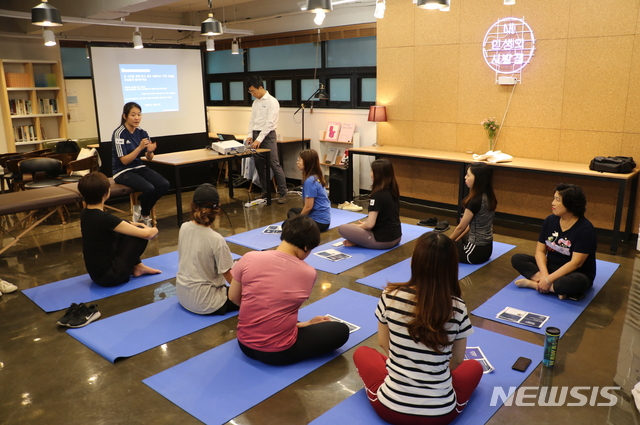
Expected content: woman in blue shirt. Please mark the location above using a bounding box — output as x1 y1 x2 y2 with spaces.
286 149 331 232
111 102 169 227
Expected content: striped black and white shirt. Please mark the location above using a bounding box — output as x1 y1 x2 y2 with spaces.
375 288 473 417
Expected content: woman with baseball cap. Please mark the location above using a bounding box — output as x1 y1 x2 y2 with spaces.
176 183 239 315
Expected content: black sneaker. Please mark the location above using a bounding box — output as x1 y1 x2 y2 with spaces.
66 303 101 328
56 303 80 326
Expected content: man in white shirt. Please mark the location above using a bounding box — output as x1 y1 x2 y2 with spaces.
246 76 288 204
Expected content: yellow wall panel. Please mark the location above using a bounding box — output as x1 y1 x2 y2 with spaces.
413 45 459 123
413 121 457 151
377 0 415 48
623 34 640 133
378 47 415 121
506 39 566 129
498 127 561 161
378 120 415 148
413 2 461 46
568 0 639 38
559 130 623 163
562 36 634 132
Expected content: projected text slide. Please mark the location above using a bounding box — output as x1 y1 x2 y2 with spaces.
120 64 179 113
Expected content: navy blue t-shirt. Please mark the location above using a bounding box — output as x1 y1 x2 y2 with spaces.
538 215 597 283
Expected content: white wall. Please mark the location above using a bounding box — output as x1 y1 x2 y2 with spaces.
207 106 376 190
0 36 63 153
65 79 98 140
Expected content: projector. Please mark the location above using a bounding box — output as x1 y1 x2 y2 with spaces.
211 140 246 155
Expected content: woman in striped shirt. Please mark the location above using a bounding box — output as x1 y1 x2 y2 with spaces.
353 232 483 425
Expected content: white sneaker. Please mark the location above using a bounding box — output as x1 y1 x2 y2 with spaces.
141 216 153 227
342 201 363 212
0 279 18 294
337 202 349 210
132 204 142 223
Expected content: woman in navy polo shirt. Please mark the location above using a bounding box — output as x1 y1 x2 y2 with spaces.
111 102 169 227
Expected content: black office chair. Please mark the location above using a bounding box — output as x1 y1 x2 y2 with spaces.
18 157 64 189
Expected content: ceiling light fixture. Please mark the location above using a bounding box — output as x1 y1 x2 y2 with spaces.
504 0 516 4
206 37 215 52
374 0 386 19
231 38 240 54
133 27 143 49
201 0 223 36
416 0 449 10
31 0 62 27
306 0 332 25
43 28 56 46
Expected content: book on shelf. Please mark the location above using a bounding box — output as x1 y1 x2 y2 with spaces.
38 98 58 114
337 122 355 143
9 99 32 115
336 149 346 165
325 147 339 164
40 125 46 140
324 122 341 141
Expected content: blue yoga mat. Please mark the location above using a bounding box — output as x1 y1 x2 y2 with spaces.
23 251 181 313
143 288 378 425
225 208 366 251
67 295 238 363
356 241 516 290
304 223 430 274
310 327 543 425
472 259 619 337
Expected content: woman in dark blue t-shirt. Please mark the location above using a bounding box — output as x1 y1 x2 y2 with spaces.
111 102 169 227
511 183 597 299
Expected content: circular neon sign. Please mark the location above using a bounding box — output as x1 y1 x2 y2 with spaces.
482 17 535 74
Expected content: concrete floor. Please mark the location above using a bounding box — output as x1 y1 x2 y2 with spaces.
1 185 639 425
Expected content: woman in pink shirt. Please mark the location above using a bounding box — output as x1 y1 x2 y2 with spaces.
229 215 349 365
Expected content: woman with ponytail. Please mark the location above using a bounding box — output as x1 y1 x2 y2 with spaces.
176 183 238 315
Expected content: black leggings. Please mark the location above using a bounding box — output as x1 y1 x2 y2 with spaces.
211 287 240 315
456 240 493 264
511 253 593 298
91 233 148 287
286 207 330 232
238 321 350 366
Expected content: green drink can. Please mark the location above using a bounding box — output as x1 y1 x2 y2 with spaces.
542 327 560 367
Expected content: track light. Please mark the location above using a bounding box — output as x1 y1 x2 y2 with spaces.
31 0 62 27
231 38 239 54
504 0 516 4
314 10 326 25
206 37 215 52
374 0 386 19
200 13 223 36
307 0 332 25
133 27 143 49
416 0 449 10
43 28 56 46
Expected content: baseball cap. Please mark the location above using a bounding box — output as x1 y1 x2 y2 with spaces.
193 183 219 206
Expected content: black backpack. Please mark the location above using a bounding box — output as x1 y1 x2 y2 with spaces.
589 156 636 174
55 140 80 154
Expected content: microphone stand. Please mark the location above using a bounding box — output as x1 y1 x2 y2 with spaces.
293 84 327 153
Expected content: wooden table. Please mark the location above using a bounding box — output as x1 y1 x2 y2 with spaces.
348 146 639 254
145 148 271 226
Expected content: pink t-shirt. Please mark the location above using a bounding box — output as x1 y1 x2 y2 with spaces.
231 250 317 352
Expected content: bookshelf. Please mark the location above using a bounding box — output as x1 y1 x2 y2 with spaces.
0 59 68 152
